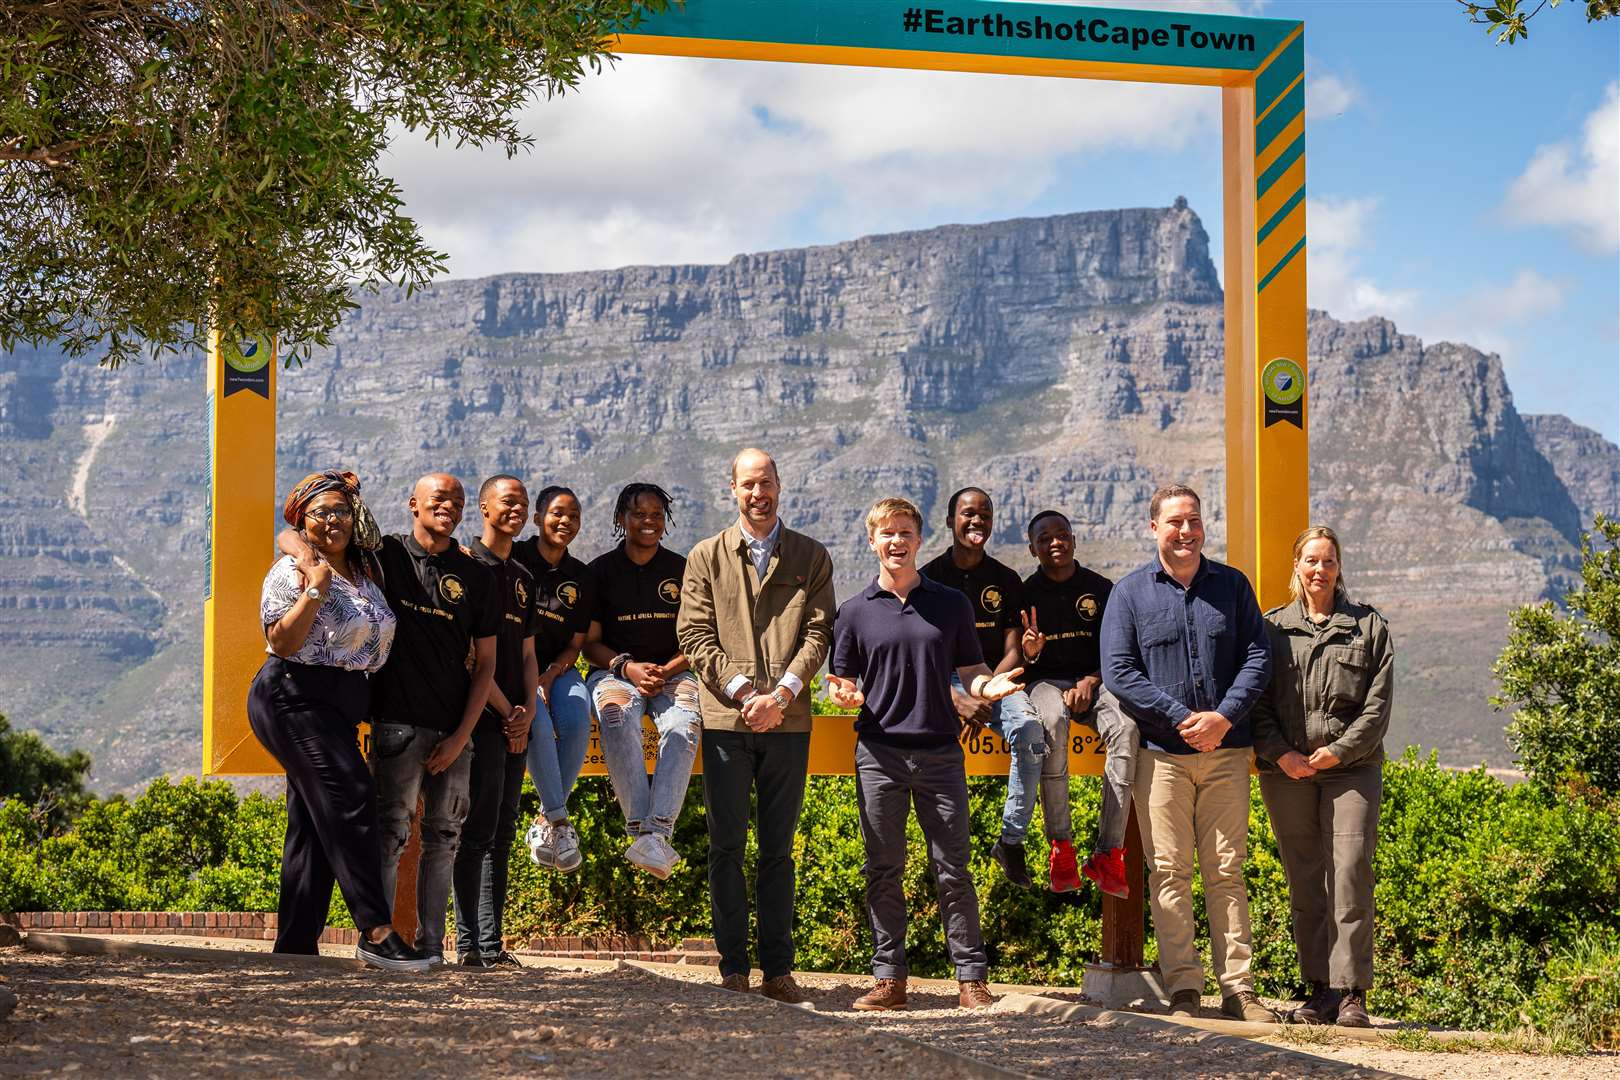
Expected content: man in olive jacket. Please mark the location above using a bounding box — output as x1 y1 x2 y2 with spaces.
677 448 835 1003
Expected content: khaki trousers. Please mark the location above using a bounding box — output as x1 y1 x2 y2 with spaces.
1134 746 1256 997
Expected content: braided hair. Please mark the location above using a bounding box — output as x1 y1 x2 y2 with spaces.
611 482 674 541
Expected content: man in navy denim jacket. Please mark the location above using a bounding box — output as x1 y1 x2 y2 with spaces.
1100 484 1278 1023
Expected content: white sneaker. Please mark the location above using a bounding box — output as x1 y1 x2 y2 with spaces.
525 818 556 868
552 822 582 872
650 834 683 875
624 834 672 879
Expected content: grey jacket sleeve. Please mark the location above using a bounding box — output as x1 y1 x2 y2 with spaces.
1329 612 1393 764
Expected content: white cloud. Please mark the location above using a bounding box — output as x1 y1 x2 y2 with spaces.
1305 72 1357 121
1502 82 1620 255
1306 195 1418 322
388 47 1220 277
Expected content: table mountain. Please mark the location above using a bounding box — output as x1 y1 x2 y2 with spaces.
1 203 1611 790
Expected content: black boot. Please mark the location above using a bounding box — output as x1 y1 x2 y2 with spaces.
1292 982 1342 1025
991 838 1033 889
1336 988 1370 1028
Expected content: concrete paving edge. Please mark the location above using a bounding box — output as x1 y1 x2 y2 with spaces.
20 931 365 971
620 960 1044 1080
994 992 1416 1080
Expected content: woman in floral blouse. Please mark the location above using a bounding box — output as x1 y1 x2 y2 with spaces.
247 469 431 971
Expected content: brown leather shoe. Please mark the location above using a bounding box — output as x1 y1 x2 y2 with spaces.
760 974 807 1004
852 977 908 1011
1168 989 1201 1017
958 979 995 1009
1222 990 1281 1023
718 973 751 993
1335 988 1370 1028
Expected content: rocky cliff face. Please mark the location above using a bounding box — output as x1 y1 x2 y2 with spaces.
1 205 1611 790
1524 414 1620 534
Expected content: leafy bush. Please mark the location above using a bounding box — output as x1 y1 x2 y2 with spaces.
1494 515 1620 794
0 712 91 832
1521 931 1620 1051
4 753 1619 1043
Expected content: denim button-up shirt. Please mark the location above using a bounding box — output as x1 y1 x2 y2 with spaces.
1100 555 1272 755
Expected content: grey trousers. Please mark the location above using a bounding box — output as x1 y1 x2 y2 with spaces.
1259 762 1381 991
1027 681 1138 852
854 737 988 982
371 723 474 957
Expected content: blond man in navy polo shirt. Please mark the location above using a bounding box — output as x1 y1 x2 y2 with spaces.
827 496 1024 1012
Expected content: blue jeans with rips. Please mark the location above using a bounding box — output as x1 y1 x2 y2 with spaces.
586 669 701 840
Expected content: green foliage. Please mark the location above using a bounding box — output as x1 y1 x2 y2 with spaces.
0 776 281 914
1459 0 1620 45
5 754 1619 1044
0 713 92 832
1494 516 1620 794
0 1 670 367
1521 930 1620 1050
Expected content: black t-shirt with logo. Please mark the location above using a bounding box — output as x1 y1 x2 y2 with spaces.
1021 563 1114 683
921 549 1024 669
586 542 686 667
369 532 501 733
511 539 596 663
467 538 535 730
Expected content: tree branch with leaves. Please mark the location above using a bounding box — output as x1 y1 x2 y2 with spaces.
1458 0 1619 45
1 0 672 367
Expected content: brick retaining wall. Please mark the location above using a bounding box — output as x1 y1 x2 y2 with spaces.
3 912 358 946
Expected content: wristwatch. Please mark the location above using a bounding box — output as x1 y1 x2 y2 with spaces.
770 686 793 709
609 652 634 679
304 585 323 602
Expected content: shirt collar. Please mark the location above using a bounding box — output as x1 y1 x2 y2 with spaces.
467 537 508 566
864 572 936 600
735 517 782 551
1151 553 1208 588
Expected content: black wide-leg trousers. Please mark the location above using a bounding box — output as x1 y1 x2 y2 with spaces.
247 656 394 953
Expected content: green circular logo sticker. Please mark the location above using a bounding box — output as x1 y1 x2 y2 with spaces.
1262 357 1304 406
223 337 271 374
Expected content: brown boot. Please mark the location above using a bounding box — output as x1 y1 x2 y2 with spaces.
718 973 751 993
852 977 908 1011
1221 990 1281 1023
1168 989 1201 1017
1335 989 1370 1028
760 974 807 1005
958 980 995 1009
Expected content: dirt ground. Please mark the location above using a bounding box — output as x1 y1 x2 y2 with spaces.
2 942 1616 1080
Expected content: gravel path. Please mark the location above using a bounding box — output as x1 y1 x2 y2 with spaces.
3 941 1614 1080
0 946 996 1079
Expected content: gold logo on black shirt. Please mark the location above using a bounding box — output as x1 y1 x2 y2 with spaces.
1077 594 1099 621
658 579 681 605
980 585 1003 614
557 581 579 608
514 579 529 609
440 575 466 605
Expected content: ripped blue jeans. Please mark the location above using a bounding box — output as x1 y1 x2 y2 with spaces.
951 675 1044 844
586 669 701 840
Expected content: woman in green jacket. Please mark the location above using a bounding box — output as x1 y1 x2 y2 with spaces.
1252 526 1393 1029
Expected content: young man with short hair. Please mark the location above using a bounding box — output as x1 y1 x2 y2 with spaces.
827 496 1023 1012
920 487 1047 891
279 473 499 965
452 475 538 968
1019 509 1137 897
1100 484 1277 1022
678 449 835 1003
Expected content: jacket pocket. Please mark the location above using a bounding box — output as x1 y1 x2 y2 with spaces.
1139 611 1180 650
1323 645 1369 711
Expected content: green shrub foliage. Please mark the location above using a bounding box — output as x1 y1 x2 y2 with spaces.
1494 515 1620 795
3 753 1618 1041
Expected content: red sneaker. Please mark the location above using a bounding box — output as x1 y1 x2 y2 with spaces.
1049 839 1080 893
1082 846 1130 899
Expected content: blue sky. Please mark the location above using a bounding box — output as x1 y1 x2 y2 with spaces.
387 0 1619 439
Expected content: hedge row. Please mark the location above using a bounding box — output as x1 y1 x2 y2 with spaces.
3 751 1618 1040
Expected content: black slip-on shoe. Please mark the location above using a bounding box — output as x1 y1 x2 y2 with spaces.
484 950 522 968
991 838 1034 890
356 932 437 973
457 951 488 969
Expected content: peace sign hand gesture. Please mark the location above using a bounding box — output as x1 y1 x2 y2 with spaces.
1020 608 1044 661
825 674 865 710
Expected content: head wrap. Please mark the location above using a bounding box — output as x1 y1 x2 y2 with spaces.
281 469 382 550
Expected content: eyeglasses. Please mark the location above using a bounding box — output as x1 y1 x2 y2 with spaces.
305 506 354 524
